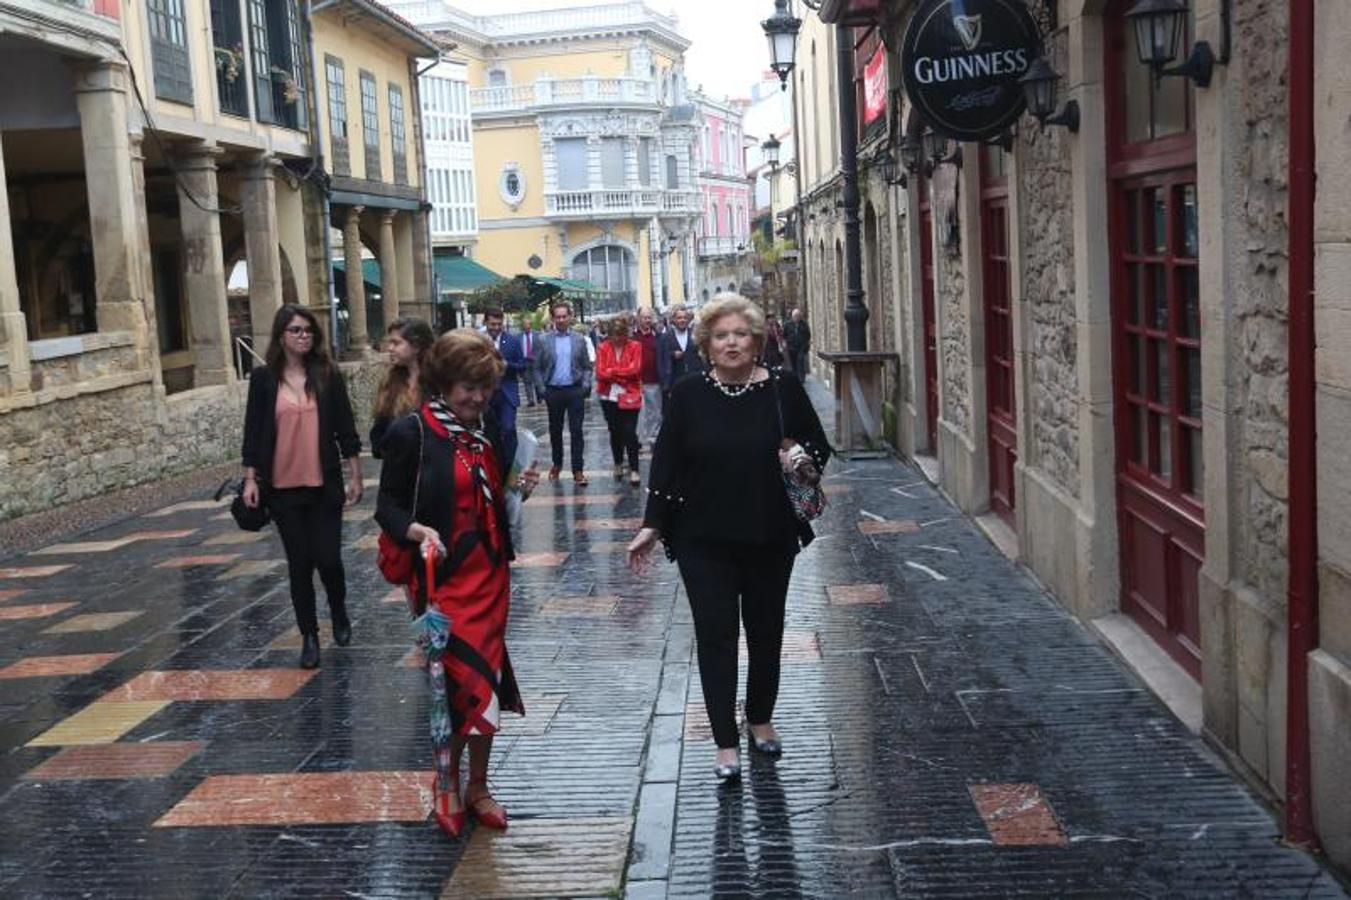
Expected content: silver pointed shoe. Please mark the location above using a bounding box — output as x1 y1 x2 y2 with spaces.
713 759 742 782
746 723 782 758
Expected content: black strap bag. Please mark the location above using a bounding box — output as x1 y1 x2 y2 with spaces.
218 477 271 532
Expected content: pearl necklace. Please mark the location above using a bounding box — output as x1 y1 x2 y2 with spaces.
708 369 757 398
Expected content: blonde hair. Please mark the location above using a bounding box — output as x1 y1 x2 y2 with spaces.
424 328 505 394
694 293 765 360
607 312 633 339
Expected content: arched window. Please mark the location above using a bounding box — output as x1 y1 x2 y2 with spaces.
665 154 679 189
572 245 636 305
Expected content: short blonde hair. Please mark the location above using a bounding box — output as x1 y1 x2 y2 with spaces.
694 293 765 360
425 328 505 394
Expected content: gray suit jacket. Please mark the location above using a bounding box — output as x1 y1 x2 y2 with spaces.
535 329 594 393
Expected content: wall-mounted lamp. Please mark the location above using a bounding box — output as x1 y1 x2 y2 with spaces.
922 129 962 173
762 135 782 170
1124 0 1230 89
899 134 923 175
1019 57 1080 132
874 148 907 189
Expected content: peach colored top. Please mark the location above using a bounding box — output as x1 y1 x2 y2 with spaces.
272 388 323 488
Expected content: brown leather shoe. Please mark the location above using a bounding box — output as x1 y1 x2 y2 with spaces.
547 465 561 481
574 471 589 486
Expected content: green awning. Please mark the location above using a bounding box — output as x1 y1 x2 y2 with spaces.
528 276 610 299
331 258 382 294
434 255 506 294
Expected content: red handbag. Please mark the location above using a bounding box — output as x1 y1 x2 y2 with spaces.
377 413 425 585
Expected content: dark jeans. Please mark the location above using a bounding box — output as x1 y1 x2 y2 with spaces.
600 400 639 471
544 383 586 473
269 483 347 636
491 392 519 474
789 347 809 378
676 540 796 749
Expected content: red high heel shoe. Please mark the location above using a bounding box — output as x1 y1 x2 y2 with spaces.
432 775 465 839
465 778 508 830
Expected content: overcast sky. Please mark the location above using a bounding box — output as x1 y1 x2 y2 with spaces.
450 0 774 102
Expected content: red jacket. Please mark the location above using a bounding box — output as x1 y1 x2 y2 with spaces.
596 339 644 410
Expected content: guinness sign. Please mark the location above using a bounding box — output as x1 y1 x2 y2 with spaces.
901 0 1043 143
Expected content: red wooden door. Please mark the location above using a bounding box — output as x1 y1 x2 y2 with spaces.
919 185 938 451
980 147 1016 522
1107 2 1204 678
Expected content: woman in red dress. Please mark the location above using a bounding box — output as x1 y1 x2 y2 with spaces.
376 329 538 838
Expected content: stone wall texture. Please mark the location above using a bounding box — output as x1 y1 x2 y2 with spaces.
0 360 383 522
1231 0 1290 601
938 226 970 436
1018 102 1080 498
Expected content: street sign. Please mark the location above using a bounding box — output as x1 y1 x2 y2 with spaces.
900 0 1044 142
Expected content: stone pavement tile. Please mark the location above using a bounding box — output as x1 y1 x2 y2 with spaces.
497 692 566 737
201 531 266 546
351 533 380 550
155 554 241 568
968 782 1068 846
0 564 72 579
27 700 171 746
826 583 889 605
821 483 854 495
629 781 678 881
513 551 570 567
0 588 27 601
440 816 632 898
216 559 284 580
645 714 684 783
22 740 203 780
30 537 138 555
736 631 820 662
0 653 121 679
0 602 77 620
106 669 318 702
144 500 227 517
538 595 620 617
582 540 633 552
42 610 143 633
380 587 406 604
155 770 430 827
625 880 668 900
525 492 622 506
123 529 199 541
575 517 644 531
856 518 920 535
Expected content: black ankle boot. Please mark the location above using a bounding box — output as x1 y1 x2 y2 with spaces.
299 632 320 669
332 617 352 647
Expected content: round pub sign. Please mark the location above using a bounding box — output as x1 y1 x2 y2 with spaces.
901 0 1043 143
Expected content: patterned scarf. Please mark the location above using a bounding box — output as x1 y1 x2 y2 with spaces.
427 398 496 508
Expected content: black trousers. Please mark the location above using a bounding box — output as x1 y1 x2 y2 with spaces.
544 384 586 473
676 540 796 749
269 483 347 636
599 401 640 470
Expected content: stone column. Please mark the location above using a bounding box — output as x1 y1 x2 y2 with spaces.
394 211 415 320
128 134 161 384
0 132 31 398
73 62 149 347
240 153 284 358
343 205 368 351
410 205 433 321
649 217 664 308
378 209 399 334
174 144 233 386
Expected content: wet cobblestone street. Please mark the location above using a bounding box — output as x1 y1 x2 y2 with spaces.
0 381 1346 898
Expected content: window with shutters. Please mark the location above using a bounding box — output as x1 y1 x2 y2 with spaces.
247 0 273 123
389 84 407 185
600 138 626 189
326 56 349 176
248 0 307 130
361 71 381 181
556 138 588 191
148 0 193 104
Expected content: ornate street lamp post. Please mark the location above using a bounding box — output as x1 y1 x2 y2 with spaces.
761 0 802 91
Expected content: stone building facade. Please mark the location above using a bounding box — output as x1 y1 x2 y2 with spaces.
0 0 435 521
794 0 1350 868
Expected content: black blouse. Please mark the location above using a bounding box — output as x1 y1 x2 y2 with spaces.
643 369 832 551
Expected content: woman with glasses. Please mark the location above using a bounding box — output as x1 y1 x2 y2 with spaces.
241 305 363 669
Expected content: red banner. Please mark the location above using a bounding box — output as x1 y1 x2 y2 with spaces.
863 47 887 126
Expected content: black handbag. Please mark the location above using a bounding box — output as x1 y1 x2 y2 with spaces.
218 477 271 532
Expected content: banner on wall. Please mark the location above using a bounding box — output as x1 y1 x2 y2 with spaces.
863 47 888 126
900 0 1043 142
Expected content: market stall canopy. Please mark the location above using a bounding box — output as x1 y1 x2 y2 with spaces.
331 258 382 295
434 255 506 296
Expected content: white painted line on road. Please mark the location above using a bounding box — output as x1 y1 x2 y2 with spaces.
905 561 948 581
890 488 917 498
918 545 959 554
872 656 892 695
920 517 951 527
859 509 887 522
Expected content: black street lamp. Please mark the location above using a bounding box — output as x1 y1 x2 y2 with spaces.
1019 56 1080 132
1124 0 1228 88
898 133 923 175
922 129 962 171
874 148 906 188
762 135 782 169
761 0 802 91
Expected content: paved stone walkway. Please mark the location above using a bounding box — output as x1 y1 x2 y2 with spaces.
0 381 1345 897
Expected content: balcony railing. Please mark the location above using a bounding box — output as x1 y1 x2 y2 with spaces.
472 75 656 114
215 47 249 117
698 235 745 258
545 189 662 216
662 190 702 214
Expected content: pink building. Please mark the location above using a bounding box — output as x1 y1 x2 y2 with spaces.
691 91 753 302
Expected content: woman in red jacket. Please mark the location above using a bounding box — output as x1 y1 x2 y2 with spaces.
596 312 644 486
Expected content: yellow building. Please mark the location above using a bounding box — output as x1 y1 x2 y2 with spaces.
391 1 700 314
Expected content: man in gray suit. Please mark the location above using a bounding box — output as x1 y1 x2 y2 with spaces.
534 300 595 484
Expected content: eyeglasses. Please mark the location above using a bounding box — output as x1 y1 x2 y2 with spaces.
285 326 316 336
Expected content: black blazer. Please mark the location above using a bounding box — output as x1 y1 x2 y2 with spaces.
241 365 361 485
374 407 516 571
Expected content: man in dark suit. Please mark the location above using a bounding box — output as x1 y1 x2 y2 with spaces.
534 301 595 484
783 306 812 378
485 308 526 474
657 303 704 395
519 318 540 406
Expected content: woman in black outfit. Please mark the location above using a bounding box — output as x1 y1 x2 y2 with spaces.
241 304 363 669
628 294 831 781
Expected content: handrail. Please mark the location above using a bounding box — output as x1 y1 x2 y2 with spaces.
234 336 265 379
